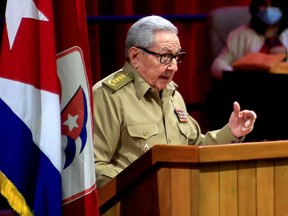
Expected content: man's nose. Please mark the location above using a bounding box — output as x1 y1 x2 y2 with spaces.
167 58 178 71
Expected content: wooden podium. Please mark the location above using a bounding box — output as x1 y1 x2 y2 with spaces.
98 141 288 216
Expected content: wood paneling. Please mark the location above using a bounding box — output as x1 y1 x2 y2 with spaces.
99 141 288 215
238 161 256 216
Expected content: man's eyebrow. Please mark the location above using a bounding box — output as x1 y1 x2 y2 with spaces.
160 47 181 53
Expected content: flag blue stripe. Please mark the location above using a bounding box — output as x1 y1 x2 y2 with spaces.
0 99 62 215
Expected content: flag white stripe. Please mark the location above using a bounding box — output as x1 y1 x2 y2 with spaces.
0 77 62 172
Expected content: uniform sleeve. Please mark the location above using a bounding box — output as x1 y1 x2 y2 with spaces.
93 87 122 188
173 90 243 145
199 124 244 145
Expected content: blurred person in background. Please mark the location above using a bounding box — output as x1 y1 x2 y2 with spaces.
210 0 288 81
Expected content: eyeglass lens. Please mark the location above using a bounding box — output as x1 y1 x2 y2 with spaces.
136 46 185 65
160 52 185 64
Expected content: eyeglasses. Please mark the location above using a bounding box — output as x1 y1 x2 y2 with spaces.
136 46 186 65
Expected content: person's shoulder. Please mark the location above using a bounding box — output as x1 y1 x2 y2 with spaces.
229 24 254 36
279 28 288 47
280 28 288 37
227 24 257 42
93 70 134 93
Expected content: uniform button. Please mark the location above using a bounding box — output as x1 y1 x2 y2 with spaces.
168 139 172 143
143 131 148 136
143 143 149 152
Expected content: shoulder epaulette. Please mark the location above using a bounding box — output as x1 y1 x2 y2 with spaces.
102 71 133 92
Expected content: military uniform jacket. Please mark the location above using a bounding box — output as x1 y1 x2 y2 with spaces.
93 62 242 188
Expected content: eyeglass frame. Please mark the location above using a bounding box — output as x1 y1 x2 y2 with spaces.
135 46 186 65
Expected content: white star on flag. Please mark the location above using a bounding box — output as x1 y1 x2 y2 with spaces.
63 114 79 132
5 0 49 49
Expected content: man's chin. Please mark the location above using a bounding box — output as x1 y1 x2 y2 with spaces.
156 83 169 91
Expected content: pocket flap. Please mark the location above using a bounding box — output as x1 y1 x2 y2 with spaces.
127 123 158 139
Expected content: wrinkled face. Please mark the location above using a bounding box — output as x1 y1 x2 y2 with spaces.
131 31 182 92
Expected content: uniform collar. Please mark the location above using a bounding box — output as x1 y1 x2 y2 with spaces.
123 61 178 98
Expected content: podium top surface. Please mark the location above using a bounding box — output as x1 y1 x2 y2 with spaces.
98 140 288 210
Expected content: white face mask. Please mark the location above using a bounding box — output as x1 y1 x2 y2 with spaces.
257 6 283 25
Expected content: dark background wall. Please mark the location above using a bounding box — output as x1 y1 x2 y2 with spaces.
0 0 250 132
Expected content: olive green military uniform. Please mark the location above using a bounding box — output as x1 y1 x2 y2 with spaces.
93 62 242 188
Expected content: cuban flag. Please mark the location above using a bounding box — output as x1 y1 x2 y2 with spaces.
0 0 99 215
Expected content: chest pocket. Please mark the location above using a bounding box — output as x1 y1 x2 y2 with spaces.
177 122 192 143
126 123 159 163
127 123 159 139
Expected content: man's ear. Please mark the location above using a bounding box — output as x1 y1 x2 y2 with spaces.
128 47 140 68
